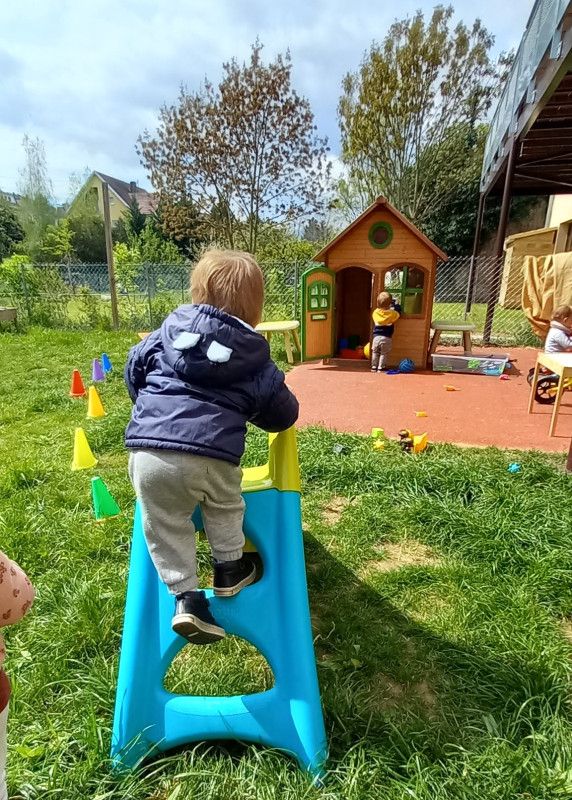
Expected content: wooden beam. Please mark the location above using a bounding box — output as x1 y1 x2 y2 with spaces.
484 140 517 343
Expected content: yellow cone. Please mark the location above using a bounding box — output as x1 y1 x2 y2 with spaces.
87 385 106 419
71 427 98 471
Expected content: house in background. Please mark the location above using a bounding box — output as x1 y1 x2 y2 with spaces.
69 171 156 223
0 190 22 206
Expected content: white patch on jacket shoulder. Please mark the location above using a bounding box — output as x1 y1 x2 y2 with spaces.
206 341 233 363
173 332 200 350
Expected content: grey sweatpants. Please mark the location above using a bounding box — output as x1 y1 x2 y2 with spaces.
371 335 392 370
128 449 245 595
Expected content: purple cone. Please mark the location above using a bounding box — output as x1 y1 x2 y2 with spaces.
92 358 105 382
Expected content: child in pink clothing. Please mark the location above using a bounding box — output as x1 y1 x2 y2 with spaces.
0 552 35 800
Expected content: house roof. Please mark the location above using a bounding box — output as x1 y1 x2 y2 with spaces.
93 171 156 215
313 196 448 262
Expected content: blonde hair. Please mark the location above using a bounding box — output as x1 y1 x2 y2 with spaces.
377 291 392 310
552 304 572 323
190 249 264 327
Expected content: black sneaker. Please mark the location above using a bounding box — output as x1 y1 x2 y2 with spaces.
213 556 257 598
172 591 225 645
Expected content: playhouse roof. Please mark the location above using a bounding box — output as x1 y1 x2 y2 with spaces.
314 197 448 262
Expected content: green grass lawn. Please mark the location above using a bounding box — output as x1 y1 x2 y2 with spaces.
1 329 572 799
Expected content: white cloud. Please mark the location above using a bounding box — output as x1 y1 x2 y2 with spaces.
0 0 533 200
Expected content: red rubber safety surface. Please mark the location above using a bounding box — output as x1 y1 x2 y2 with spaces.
286 347 572 453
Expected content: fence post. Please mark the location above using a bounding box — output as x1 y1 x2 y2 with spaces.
294 262 299 320
19 260 32 323
483 140 517 344
145 263 153 328
465 193 486 316
102 182 120 329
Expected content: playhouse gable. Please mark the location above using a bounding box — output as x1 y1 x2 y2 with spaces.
314 197 446 268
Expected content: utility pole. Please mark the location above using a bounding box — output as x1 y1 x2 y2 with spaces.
102 181 119 329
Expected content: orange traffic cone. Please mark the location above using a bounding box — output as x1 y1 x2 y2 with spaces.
71 427 98 471
87 386 106 419
69 369 87 398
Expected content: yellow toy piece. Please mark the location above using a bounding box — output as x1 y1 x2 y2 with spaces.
241 427 301 494
371 427 384 439
412 433 428 453
415 411 427 418
364 342 370 359
373 440 385 451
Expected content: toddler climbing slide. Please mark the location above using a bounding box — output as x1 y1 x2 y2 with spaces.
111 427 327 777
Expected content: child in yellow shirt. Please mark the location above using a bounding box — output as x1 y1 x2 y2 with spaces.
371 292 400 372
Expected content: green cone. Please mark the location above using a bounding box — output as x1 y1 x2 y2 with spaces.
91 477 121 522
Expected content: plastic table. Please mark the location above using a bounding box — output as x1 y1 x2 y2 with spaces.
256 320 301 364
429 320 476 355
528 351 572 436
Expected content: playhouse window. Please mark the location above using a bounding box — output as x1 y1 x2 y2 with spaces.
308 281 331 311
384 266 425 315
368 221 393 249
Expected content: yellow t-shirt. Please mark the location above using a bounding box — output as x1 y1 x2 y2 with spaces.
372 308 400 326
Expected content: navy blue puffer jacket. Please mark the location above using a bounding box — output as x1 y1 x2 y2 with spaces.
124 304 299 465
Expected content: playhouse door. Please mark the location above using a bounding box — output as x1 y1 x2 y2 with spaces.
300 266 335 361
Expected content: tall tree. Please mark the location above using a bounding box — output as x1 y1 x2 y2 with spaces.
0 198 24 261
39 218 75 263
139 42 331 254
17 135 56 258
338 6 507 227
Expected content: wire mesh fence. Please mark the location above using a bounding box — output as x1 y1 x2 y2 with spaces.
434 255 541 347
0 255 539 346
0 260 306 331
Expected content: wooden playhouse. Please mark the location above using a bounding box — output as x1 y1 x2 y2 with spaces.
300 197 447 367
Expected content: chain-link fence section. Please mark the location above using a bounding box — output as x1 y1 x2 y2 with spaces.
0 255 540 346
435 255 541 347
0 260 307 331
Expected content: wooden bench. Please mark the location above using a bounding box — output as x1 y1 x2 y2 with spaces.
429 320 476 356
255 320 301 365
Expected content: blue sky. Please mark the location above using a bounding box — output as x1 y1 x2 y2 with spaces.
0 0 531 201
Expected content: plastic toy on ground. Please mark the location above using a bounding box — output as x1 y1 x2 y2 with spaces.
92 358 105 382
373 440 385 451
371 427 384 439
92 477 121 521
87 386 106 419
71 427 97 471
415 411 428 417
101 353 113 373
69 369 87 398
508 462 522 474
399 429 428 454
398 358 415 373
444 385 460 391
111 428 327 778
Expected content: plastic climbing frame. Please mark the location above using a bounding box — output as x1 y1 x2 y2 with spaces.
111 428 327 777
